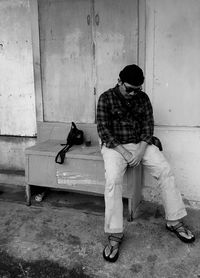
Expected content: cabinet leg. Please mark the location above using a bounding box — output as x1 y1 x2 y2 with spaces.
25 184 31 206
127 198 133 222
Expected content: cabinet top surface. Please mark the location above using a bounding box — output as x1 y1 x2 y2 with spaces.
25 140 103 160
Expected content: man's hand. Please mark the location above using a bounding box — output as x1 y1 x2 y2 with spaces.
127 147 144 167
123 151 135 166
114 141 148 167
127 141 148 167
114 145 134 164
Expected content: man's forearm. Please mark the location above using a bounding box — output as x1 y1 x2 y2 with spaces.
113 141 148 163
113 144 132 161
138 141 148 154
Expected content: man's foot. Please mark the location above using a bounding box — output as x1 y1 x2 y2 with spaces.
166 221 195 243
103 234 124 263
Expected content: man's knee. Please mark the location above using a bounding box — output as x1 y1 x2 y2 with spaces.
159 162 174 181
105 175 123 193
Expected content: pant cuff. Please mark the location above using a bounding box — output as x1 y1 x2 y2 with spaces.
104 226 123 234
165 208 187 221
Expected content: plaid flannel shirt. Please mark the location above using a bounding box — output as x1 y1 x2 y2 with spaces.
97 86 154 148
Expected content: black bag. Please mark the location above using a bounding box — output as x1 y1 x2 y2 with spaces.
55 122 84 164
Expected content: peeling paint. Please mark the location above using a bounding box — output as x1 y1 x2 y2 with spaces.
56 172 105 186
56 170 104 186
57 179 104 186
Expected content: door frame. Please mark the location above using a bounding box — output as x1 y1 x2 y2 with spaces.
30 0 43 122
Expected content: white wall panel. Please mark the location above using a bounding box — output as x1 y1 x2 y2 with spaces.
0 0 36 136
146 0 200 126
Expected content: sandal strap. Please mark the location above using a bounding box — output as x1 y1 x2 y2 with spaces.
169 222 191 236
108 234 124 243
107 243 119 252
104 240 119 258
105 235 123 256
171 222 184 231
166 222 195 243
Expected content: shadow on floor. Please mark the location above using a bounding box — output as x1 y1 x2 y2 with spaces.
0 249 91 278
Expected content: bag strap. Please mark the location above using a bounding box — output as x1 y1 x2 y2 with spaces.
55 144 72 164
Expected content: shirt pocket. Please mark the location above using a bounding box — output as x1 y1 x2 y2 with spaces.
111 108 127 120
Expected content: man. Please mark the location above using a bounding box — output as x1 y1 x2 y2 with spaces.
97 64 195 263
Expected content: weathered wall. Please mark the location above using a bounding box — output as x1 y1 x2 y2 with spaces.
0 136 36 185
0 0 36 184
144 0 200 208
0 0 36 136
1 0 200 209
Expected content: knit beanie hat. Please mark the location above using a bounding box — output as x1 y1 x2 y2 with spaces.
119 64 144 86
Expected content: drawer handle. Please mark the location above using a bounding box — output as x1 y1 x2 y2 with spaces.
87 14 90 25
95 13 99 26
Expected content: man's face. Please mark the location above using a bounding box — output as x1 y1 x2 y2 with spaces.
123 82 141 94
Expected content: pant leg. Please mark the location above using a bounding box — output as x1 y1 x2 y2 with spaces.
101 145 127 233
141 144 187 221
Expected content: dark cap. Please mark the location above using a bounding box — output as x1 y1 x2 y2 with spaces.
119 64 144 86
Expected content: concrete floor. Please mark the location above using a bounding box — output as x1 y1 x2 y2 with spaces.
0 184 200 278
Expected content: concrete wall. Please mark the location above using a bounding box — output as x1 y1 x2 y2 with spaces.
0 136 36 185
0 0 37 184
0 0 36 136
144 0 200 208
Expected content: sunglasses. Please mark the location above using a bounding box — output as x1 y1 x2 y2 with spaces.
124 83 141 93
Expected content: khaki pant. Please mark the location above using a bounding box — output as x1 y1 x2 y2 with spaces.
101 143 187 234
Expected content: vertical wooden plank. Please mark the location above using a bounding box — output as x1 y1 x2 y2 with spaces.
25 154 31 205
145 0 155 102
29 0 44 122
38 0 95 123
138 0 146 74
94 0 139 100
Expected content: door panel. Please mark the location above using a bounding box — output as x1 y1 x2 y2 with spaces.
94 0 138 99
38 0 95 123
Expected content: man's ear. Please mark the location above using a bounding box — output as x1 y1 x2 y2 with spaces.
118 78 123 86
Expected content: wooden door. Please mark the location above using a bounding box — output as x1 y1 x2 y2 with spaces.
38 0 95 123
38 0 139 123
94 0 139 100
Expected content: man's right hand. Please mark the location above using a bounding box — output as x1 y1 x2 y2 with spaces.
113 145 135 166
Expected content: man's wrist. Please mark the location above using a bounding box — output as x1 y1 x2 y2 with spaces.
139 141 148 152
114 145 131 160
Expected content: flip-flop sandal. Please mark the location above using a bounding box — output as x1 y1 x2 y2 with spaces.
35 192 46 202
166 222 195 243
103 234 124 263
